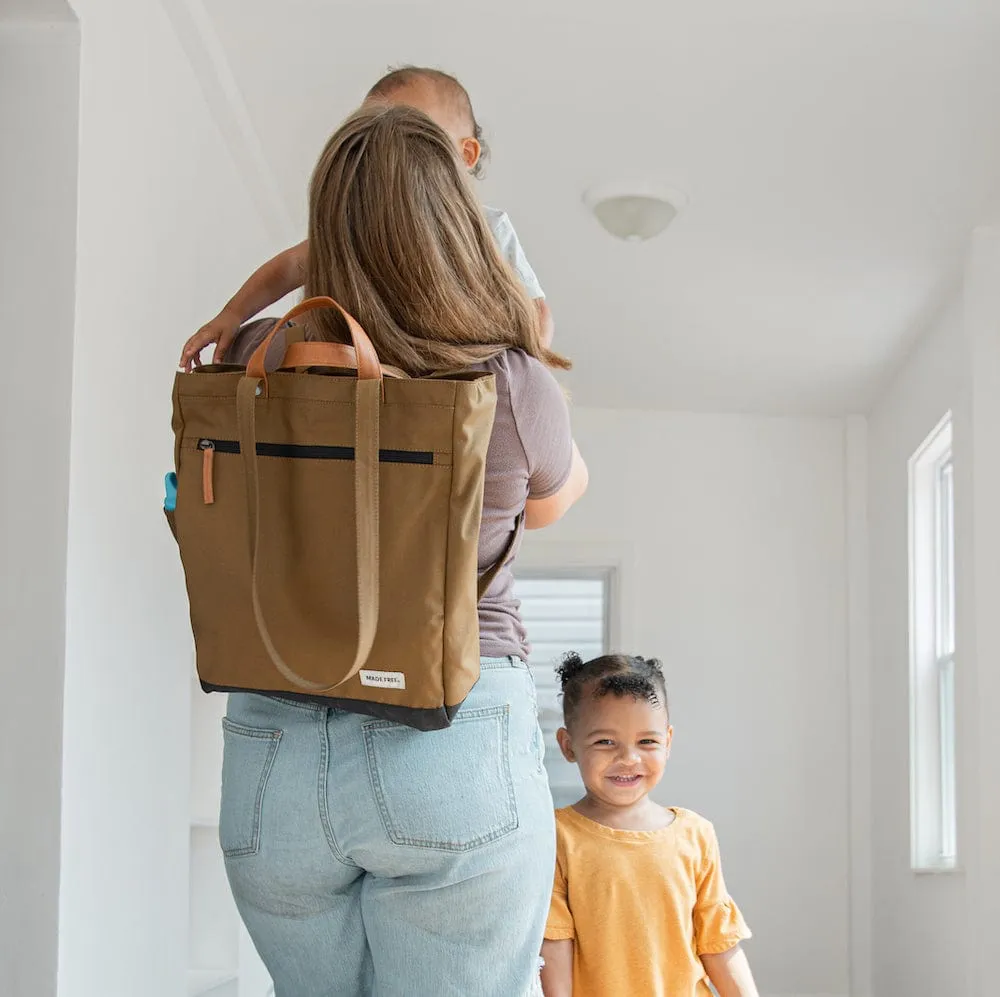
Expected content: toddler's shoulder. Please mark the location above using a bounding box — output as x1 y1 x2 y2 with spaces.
670 808 719 844
554 806 577 832
671 806 710 826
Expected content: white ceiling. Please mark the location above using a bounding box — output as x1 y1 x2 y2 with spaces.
197 0 1000 414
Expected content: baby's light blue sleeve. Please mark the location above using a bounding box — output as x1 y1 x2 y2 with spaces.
484 207 545 300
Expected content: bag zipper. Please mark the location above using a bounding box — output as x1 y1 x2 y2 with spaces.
196 438 434 464
194 437 435 505
198 439 215 504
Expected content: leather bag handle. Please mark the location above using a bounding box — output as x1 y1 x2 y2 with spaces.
246 296 383 394
279 341 407 380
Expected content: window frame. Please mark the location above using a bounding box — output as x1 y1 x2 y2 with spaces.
512 540 633 652
908 413 958 872
514 564 617 809
514 564 614 648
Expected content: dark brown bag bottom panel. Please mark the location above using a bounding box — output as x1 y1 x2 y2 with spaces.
200 681 462 731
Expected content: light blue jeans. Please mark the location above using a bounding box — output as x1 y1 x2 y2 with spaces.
220 657 554 996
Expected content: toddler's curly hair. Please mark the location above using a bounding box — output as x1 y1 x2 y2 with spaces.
555 652 668 727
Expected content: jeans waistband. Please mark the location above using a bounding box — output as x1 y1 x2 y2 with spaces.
480 655 526 670
249 656 528 716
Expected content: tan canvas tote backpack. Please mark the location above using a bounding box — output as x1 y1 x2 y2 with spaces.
167 296 518 730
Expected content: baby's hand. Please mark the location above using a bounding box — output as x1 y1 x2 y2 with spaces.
180 308 242 372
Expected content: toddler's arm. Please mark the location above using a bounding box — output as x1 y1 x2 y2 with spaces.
539 939 573 997
702 944 760 997
180 240 308 370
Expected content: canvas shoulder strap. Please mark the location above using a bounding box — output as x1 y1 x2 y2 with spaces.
477 515 523 600
237 297 382 694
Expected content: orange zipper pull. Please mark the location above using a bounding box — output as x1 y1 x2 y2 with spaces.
198 439 215 504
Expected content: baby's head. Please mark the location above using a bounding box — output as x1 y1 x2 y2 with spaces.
364 66 488 176
556 652 673 808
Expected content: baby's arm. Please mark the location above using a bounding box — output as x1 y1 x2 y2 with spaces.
180 240 308 370
702 944 760 997
536 298 554 349
539 939 573 997
487 208 555 348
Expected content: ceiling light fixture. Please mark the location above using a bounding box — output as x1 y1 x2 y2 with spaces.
583 181 688 243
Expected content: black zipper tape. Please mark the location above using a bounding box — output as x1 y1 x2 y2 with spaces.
198 438 433 465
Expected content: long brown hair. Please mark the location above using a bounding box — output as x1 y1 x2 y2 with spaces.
304 104 570 376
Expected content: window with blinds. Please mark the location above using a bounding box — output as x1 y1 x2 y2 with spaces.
516 572 612 808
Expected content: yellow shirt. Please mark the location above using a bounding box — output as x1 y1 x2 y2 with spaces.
544 806 751 997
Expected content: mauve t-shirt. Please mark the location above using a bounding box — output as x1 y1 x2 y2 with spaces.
226 321 574 660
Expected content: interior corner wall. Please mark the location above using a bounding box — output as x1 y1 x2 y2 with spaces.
866 299 970 997
0 12 80 997
964 225 1000 997
59 2 276 995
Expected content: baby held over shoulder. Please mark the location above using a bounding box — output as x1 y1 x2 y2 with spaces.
180 65 553 372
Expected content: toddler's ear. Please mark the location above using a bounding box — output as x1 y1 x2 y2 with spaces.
556 727 575 763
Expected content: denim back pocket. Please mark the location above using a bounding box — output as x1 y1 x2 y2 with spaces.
363 704 518 851
219 718 282 858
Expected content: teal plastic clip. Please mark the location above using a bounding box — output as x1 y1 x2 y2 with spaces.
164 472 178 512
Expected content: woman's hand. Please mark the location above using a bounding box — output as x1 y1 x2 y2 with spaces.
180 308 242 371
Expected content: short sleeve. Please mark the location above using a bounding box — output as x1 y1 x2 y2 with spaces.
693 823 752 956
544 852 575 941
485 208 545 299
507 352 574 500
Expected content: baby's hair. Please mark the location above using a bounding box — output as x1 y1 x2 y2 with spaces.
367 65 490 177
556 652 668 728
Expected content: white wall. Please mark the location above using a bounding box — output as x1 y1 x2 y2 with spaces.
866 300 971 997
866 227 1000 996
964 227 1000 997
863 224 1000 997
524 409 851 997
59 2 278 995
0 10 79 997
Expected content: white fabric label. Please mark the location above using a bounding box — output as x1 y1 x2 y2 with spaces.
359 669 406 690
